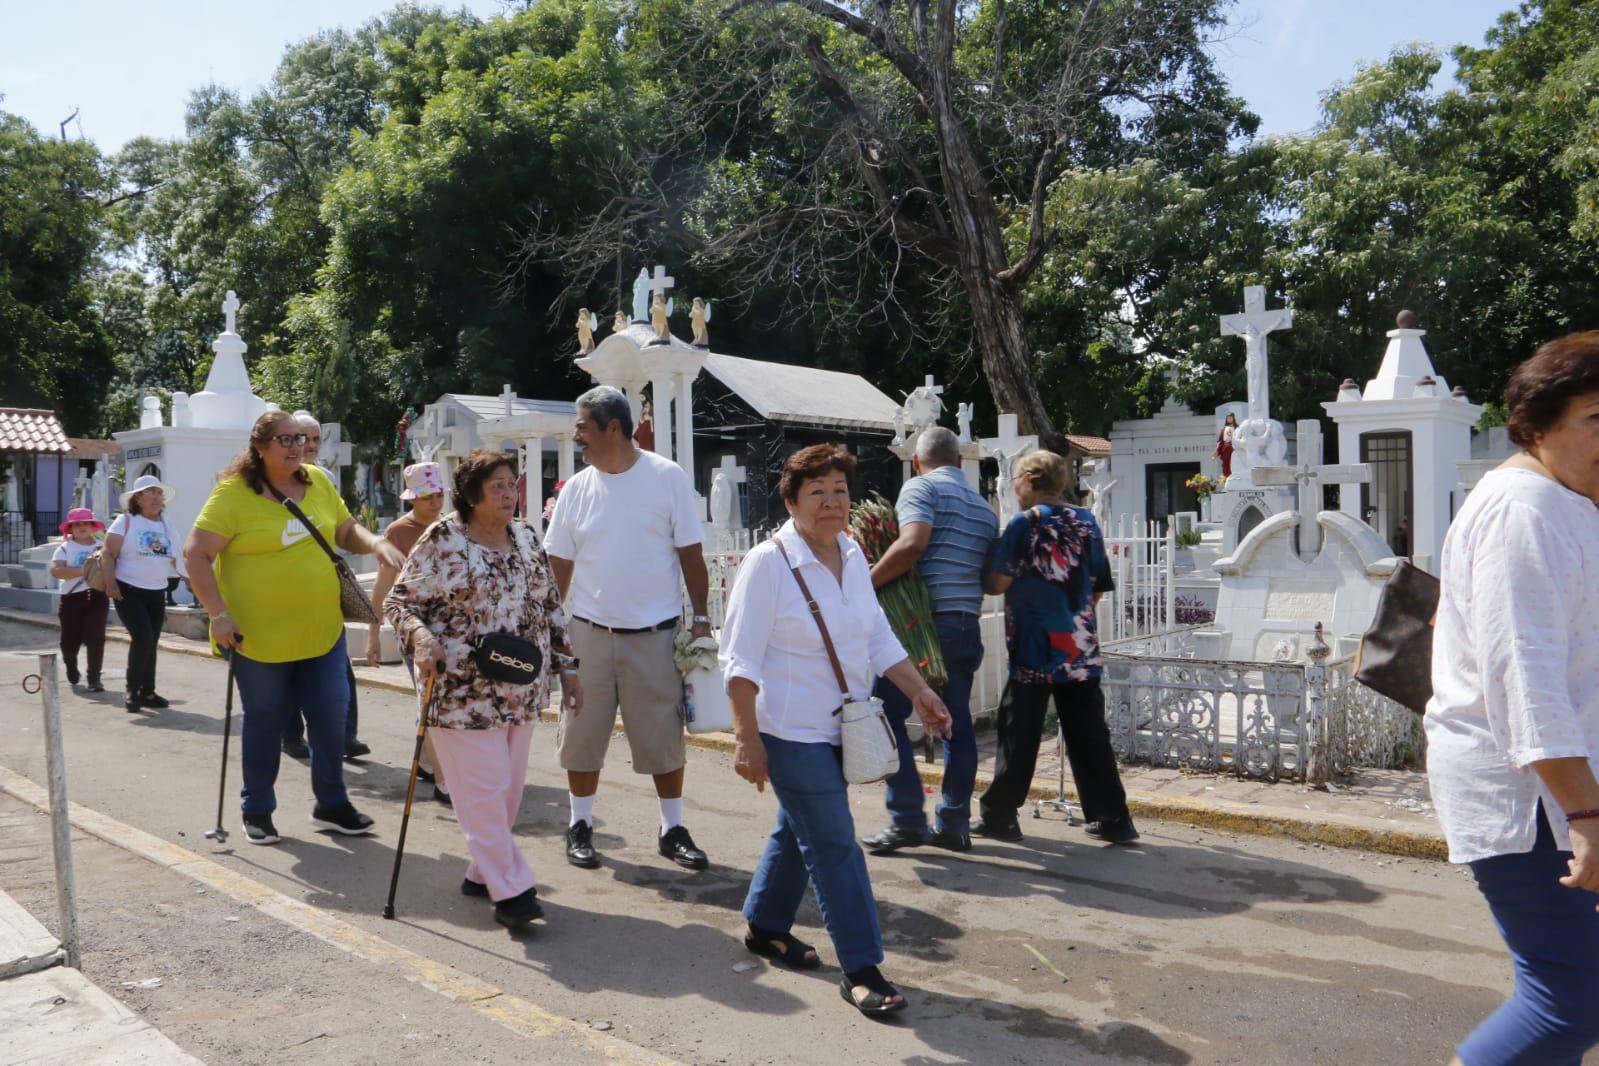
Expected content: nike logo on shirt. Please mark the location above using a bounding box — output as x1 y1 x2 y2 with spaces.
282 519 310 547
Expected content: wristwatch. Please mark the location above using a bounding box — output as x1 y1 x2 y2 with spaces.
691 614 711 625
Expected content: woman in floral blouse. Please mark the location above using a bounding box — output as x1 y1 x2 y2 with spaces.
385 449 582 931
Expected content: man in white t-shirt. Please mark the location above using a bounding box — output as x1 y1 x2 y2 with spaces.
545 385 713 872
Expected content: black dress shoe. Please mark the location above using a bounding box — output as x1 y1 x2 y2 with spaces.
658 825 709 870
141 691 170 709
432 786 453 808
124 692 143 714
460 878 489 898
972 817 1024 842
344 739 372 759
86 678 105 693
565 820 600 868
65 665 81 686
862 825 927 854
494 888 544 929
1084 817 1141 844
928 827 973 852
281 736 311 759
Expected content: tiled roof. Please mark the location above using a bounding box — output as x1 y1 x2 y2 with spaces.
66 437 120 459
1064 433 1112 455
0 409 71 454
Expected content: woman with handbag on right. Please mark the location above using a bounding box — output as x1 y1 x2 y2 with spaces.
1429 333 1599 1066
184 410 403 845
720 443 951 1016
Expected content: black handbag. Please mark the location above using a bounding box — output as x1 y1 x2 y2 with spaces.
463 525 544 685
469 632 543 685
1354 559 1440 715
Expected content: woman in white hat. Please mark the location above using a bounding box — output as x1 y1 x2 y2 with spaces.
367 461 451 800
104 475 179 713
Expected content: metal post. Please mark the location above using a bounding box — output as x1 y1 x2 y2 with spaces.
1303 623 1332 785
38 653 80 968
1165 525 1177 630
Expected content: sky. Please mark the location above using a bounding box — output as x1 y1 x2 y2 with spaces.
1 0 1518 151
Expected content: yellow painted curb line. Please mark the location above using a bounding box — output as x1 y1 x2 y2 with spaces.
0 765 679 1065
4 608 1446 860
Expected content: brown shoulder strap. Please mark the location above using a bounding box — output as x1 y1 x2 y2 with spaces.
772 539 852 705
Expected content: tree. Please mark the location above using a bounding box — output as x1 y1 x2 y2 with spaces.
520 0 1251 446
0 112 116 435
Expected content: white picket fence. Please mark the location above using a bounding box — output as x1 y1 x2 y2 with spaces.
695 514 1179 720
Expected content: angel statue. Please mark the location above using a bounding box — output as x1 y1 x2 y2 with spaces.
649 291 674 344
956 402 974 443
576 308 598 353
612 310 629 334
631 268 651 322
690 297 712 347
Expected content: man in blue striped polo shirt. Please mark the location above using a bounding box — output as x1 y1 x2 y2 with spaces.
864 426 999 853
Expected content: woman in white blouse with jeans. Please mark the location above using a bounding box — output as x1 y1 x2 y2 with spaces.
721 444 951 1017
1427 333 1599 1066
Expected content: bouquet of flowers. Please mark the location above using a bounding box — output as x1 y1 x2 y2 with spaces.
848 494 947 687
1185 473 1219 501
542 479 567 524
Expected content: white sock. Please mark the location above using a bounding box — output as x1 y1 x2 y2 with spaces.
659 796 684 834
569 793 594 828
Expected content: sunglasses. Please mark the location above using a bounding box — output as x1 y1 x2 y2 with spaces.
271 433 310 448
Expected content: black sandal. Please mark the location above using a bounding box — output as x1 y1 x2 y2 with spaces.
744 924 822 970
840 966 906 1016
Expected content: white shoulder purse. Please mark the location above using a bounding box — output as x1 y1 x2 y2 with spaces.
773 541 899 785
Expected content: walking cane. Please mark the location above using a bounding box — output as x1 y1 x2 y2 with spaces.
204 637 243 844
383 673 435 920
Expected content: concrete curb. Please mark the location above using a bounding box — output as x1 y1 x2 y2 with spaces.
0 765 678 1065
2 608 1448 861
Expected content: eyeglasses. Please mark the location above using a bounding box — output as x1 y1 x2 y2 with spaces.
270 433 310 448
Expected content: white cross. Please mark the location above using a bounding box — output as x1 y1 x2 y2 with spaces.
979 413 1039 519
223 290 240 334
715 452 747 487
1252 419 1369 559
647 264 676 301
501 383 517 416
1219 285 1292 424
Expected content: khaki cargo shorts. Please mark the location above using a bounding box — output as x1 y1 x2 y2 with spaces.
557 617 686 775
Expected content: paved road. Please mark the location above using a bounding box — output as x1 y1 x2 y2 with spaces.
0 621 1524 1064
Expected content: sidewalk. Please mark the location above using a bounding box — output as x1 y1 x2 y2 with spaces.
1 608 1446 859
0 808 203 1064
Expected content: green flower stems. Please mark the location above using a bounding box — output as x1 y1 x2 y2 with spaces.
849 495 948 687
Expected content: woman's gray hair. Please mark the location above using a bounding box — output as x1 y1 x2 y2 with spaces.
576 385 634 438
914 425 962 467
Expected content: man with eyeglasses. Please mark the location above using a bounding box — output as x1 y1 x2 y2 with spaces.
280 412 372 760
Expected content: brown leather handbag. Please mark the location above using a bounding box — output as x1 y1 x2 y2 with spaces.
1353 560 1440 715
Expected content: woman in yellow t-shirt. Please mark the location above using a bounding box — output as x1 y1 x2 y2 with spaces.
183 411 406 846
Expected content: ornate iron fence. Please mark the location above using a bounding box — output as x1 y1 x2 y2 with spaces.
1325 657 1426 772
1102 653 1309 781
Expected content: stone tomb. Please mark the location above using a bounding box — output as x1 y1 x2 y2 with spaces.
1201 509 1400 665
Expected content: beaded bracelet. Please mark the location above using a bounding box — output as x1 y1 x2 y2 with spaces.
1567 808 1599 823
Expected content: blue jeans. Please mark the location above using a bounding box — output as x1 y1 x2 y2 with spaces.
874 612 983 833
743 734 884 973
1459 807 1599 1065
234 636 351 816
282 659 359 746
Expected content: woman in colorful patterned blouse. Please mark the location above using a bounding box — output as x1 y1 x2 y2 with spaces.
977 449 1139 846
385 449 581 931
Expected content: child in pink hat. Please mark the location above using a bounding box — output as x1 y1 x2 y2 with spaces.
49 508 109 690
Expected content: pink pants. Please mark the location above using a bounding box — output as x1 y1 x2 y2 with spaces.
427 723 536 902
